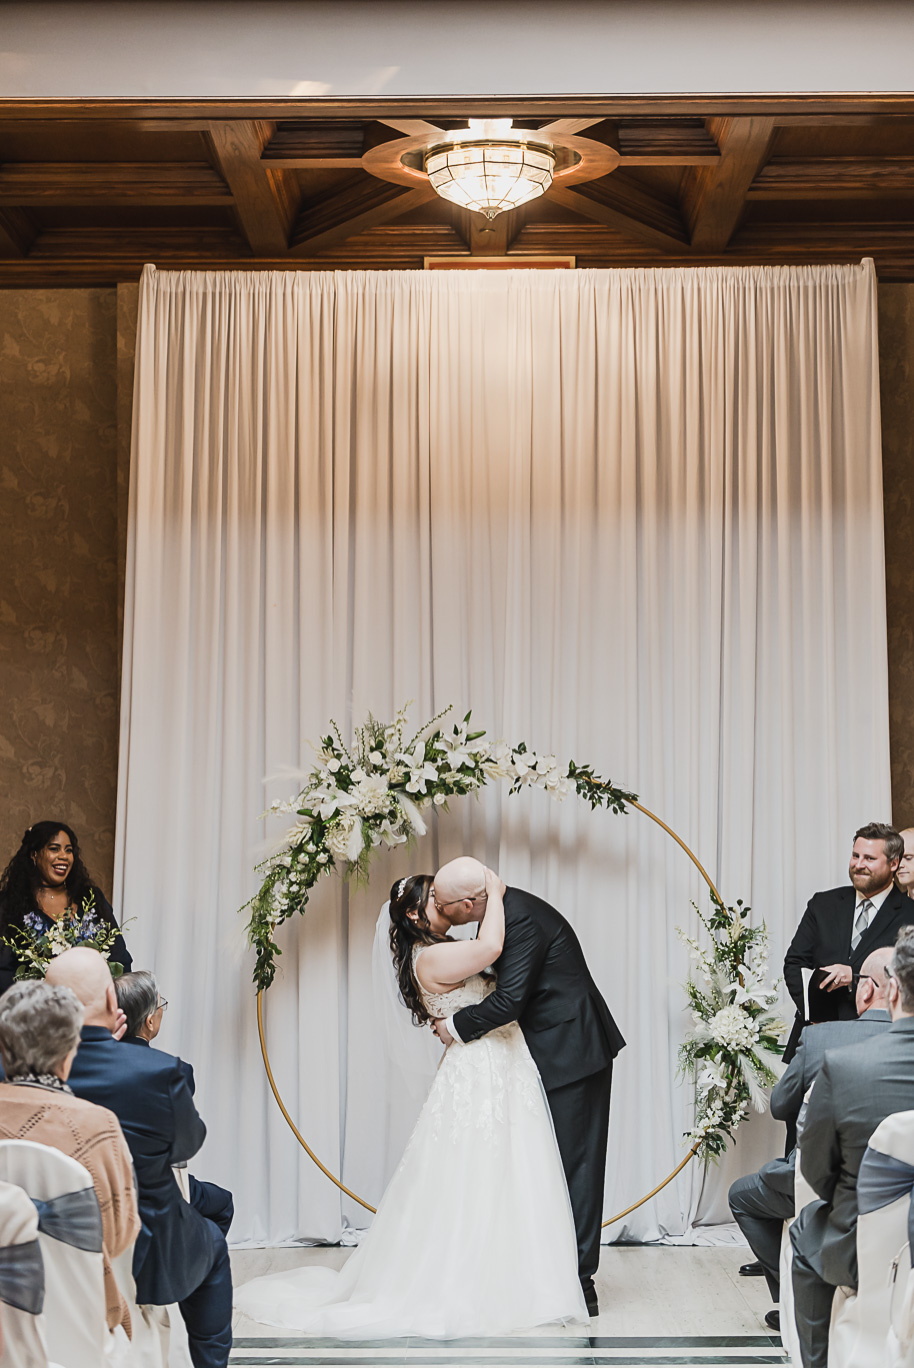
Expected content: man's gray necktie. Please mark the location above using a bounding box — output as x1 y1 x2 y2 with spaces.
852 899 873 952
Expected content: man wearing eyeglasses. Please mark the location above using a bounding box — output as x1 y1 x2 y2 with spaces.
728 945 893 1332
429 856 625 1317
790 928 914 1368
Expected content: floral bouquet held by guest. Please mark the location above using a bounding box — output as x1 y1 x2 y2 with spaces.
2 890 129 981
0 823 133 993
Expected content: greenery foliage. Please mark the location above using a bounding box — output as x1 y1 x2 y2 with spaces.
245 703 637 991
677 898 786 1158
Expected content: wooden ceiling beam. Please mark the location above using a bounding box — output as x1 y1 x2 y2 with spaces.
0 162 230 204
680 117 775 251
290 178 437 255
205 120 295 255
549 177 688 252
749 157 914 198
0 207 37 256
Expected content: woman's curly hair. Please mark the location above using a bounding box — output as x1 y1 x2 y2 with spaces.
0 821 115 937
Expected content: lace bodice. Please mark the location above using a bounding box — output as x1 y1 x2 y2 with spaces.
413 945 495 1019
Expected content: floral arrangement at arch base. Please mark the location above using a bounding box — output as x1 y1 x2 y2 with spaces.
245 702 786 1160
678 899 787 1157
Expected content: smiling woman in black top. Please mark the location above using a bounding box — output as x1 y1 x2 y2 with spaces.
0 821 132 995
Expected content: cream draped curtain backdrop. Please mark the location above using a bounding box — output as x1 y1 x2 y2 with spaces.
117 260 889 1246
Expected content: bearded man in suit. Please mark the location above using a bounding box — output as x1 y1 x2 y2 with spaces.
790 925 914 1368
429 857 624 1318
782 822 909 1064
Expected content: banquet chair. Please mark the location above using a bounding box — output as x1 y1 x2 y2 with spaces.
0 1140 106 1368
107 1166 194 1368
779 1145 818 1367
0 1177 50 1368
828 1109 914 1368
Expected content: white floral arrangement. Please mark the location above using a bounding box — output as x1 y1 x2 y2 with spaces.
678 899 787 1158
245 703 635 990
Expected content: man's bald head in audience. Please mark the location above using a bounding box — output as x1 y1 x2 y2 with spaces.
856 945 894 1015
45 947 119 1031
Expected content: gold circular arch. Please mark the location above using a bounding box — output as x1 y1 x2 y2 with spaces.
256 789 721 1226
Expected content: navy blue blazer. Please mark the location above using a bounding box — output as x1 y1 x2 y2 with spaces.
66 1025 213 1305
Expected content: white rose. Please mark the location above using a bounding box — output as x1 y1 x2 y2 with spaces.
327 758 341 773
351 768 367 782
317 852 329 864
369 751 384 766
433 793 446 806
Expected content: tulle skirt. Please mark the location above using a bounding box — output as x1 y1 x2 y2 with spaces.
234 1022 588 1337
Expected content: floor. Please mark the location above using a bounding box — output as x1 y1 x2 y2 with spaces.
228 1246 784 1367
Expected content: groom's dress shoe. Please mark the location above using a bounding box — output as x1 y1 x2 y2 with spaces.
764 1309 780 1333
580 1281 599 1317
739 1260 764 1277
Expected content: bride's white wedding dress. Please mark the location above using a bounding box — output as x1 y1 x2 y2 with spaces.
234 950 588 1337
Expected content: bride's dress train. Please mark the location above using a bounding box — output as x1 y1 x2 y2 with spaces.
234 960 588 1337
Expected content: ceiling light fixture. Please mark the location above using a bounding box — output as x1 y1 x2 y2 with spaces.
423 119 556 220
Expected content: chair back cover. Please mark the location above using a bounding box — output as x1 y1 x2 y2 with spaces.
0 1140 106 1368
0 1178 48 1368
829 1109 914 1368
778 1148 818 1368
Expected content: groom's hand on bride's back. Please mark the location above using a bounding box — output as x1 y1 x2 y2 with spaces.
432 1018 454 1046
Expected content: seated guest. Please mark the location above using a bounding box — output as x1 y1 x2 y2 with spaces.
728 948 892 1331
790 926 914 1368
115 970 166 1043
0 823 132 995
0 979 140 1335
45 948 233 1368
115 968 232 1239
897 828 914 900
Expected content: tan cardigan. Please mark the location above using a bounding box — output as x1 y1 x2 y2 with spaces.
0 1081 141 1333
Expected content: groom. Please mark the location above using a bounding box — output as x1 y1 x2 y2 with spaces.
430 857 625 1315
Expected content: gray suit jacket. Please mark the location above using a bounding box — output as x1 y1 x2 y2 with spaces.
770 1009 892 1133
799 1015 914 1288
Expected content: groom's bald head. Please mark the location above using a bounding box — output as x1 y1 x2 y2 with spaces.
433 857 487 924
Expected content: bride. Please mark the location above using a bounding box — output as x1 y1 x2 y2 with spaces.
234 866 588 1338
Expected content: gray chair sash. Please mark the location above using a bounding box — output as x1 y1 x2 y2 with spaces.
32 1187 103 1253
0 1240 44 1314
857 1147 914 1259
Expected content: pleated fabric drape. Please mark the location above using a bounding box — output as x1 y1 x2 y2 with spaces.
117 261 889 1244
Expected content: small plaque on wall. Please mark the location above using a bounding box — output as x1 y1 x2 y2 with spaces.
424 256 575 270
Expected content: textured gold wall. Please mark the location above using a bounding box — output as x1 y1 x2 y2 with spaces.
0 288 119 891
879 283 914 828
0 282 913 891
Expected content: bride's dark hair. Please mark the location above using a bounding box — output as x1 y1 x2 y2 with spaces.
389 874 445 1025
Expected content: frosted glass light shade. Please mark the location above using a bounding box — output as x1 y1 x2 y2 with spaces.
424 119 556 220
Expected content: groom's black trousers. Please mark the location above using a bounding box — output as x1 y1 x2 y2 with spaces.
545 1062 613 1281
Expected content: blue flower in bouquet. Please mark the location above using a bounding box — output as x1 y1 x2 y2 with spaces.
2 891 130 981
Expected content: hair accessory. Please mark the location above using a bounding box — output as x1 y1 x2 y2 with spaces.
397 877 408 899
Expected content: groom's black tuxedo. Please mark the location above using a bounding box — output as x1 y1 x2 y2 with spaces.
451 887 625 1283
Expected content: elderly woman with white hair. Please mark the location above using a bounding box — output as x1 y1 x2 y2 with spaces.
0 980 139 1335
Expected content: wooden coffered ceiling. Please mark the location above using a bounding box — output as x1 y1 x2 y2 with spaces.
4 95 914 283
